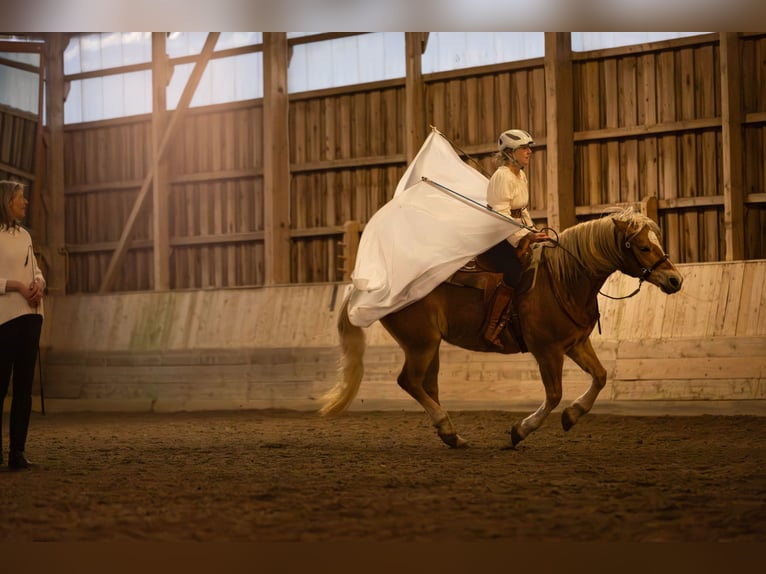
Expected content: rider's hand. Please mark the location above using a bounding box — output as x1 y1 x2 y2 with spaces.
527 231 549 243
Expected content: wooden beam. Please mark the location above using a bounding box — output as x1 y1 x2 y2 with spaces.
0 161 34 180
291 153 407 174
262 33 291 285
43 33 68 295
151 33 170 291
287 33 367 47
720 33 745 261
29 40 46 242
574 117 721 142
544 32 577 232
99 32 220 293
405 33 427 162
745 111 766 124
64 44 263 83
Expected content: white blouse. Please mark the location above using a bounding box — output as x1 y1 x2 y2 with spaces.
0 225 45 326
486 166 534 247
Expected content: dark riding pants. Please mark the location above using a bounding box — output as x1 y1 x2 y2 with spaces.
0 313 43 454
481 240 522 287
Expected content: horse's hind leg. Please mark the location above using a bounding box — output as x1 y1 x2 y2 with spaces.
398 345 467 449
561 338 607 431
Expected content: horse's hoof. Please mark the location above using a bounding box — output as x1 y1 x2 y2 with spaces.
510 425 524 447
562 405 586 431
561 408 575 431
440 433 469 449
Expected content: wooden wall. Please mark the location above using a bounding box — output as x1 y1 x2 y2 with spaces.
63 103 266 291
38 260 766 412
425 61 549 217
743 35 766 258
0 104 37 181
289 82 406 283
31 33 766 293
0 104 40 225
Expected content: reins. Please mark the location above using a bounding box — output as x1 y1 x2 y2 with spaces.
538 225 668 301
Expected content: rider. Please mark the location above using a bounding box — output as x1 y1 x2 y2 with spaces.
482 129 549 347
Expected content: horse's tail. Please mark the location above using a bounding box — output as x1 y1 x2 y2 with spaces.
318 291 366 416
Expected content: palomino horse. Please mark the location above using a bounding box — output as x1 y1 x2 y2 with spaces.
320 209 683 448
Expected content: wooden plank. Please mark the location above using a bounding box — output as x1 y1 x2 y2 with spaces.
720 33 746 261
758 261 766 335
611 379 765 400
577 61 601 206
574 117 721 143
640 54 659 202
687 264 720 338
737 261 764 336
571 34 718 62
717 261 745 336
479 75 495 144
465 76 478 144
680 266 711 335
447 79 462 143
698 51 718 262
618 336 766 358
529 67 546 140
616 357 764 381
290 154 406 173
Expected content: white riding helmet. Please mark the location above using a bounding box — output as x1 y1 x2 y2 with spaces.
498 129 534 155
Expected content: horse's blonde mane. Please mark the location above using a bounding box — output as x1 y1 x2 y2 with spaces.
544 207 662 285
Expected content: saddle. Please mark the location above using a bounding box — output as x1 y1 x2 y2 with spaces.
446 241 543 352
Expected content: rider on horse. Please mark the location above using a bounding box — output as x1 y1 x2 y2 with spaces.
481 129 549 347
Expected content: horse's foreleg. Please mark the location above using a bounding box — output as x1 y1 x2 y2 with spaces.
510 351 563 447
561 338 607 431
398 346 467 449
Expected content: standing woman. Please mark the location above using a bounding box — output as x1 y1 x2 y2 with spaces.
0 180 45 470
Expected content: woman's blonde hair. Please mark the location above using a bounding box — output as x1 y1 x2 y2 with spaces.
491 151 508 170
0 179 24 230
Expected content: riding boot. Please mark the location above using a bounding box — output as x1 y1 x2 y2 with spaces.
483 283 515 348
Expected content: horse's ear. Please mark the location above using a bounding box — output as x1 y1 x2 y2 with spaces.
611 217 632 247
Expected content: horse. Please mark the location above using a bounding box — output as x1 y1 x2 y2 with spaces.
319 208 684 448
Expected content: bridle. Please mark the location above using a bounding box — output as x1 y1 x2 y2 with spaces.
542 227 670 301
598 238 670 300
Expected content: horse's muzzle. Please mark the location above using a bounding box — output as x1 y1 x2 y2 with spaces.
660 273 683 294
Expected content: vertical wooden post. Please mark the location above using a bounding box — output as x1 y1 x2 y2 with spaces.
29 43 45 240
720 32 745 261
405 33 428 162
152 32 170 290
43 33 68 295
544 32 577 232
263 32 291 285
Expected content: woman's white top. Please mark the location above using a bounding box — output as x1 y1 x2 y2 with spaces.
486 165 534 247
0 225 45 326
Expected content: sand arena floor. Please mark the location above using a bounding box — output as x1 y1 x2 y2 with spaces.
1 408 764 542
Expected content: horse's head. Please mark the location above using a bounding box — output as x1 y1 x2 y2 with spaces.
612 214 683 294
